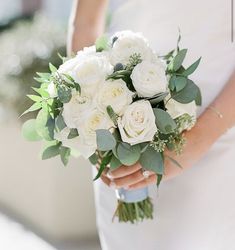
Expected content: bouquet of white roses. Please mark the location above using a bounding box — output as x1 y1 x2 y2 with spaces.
22 30 201 223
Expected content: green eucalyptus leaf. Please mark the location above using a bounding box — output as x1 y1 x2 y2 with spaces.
57 85 72 103
20 102 42 117
60 146 71 166
110 155 122 170
55 114 66 132
89 153 99 165
95 35 109 52
171 49 187 71
153 108 177 134
139 146 164 174
171 79 199 104
106 105 118 125
32 87 49 98
93 153 112 181
117 143 141 166
146 92 169 105
27 95 42 102
175 76 188 92
42 144 60 160
36 72 51 79
36 109 54 141
195 88 202 106
67 128 79 139
22 119 42 141
157 174 163 187
183 57 201 76
96 129 116 151
49 63 57 73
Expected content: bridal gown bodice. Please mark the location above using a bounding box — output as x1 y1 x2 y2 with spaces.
93 1 235 250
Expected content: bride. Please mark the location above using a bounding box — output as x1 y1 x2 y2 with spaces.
68 0 235 249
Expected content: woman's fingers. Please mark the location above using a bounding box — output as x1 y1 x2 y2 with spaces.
107 162 142 179
109 170 156 189
128 174 157 190
100 174 111 187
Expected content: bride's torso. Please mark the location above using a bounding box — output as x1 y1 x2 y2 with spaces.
109 0 235 113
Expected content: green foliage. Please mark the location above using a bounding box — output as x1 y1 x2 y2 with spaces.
169 75 187 92
153 108 177 134
110 155 122 170
67 128 79 139
95 35 109 52
55 113 66 132
183 57 201 76
41 142 61 160
49 63 57 73
35 109 54 141
139 146 164 174
96 129 116 151
89 153 99 165
116 142 141 166
60 146 71 166
93 152 112 181
22 119 42 141
170 79 200 104
145 92 169 106
157 174 163 187
106 105 118 126
150 135 167 152
126 53 142 70
57 84 72 103
168 49 187 72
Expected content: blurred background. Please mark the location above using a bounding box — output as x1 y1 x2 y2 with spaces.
0 0 119 249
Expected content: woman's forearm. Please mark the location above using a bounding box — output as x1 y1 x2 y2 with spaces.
182 70 235 165
67 0 109 55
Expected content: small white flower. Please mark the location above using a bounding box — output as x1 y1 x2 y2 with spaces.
131 60 168 97
110 30 154 65
96 79 134 115
77 110 114 158
47 82 57 98
62 90 94 128
71 54 113 96
118 100 157 145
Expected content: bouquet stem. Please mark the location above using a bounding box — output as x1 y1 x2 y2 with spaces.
113 197 153 223
113 187 154 223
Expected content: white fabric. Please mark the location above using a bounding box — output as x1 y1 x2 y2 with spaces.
93 1 235 249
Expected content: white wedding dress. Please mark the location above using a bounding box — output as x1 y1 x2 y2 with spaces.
93 0 235 249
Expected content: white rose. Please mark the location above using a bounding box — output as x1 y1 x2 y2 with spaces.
77 110 114 158
47 82 57 98
110 30 154 65
96 79 134 115
131 60 168 97
165 98 197 119
118 100 157 145
165 98 197 131
62 90 94 128
58 56 80 75
71 54 113 95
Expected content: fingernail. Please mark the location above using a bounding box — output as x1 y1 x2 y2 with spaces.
109 181 116 189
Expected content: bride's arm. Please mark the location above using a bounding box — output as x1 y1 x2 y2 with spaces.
103 70 235 189
67 0 109 55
